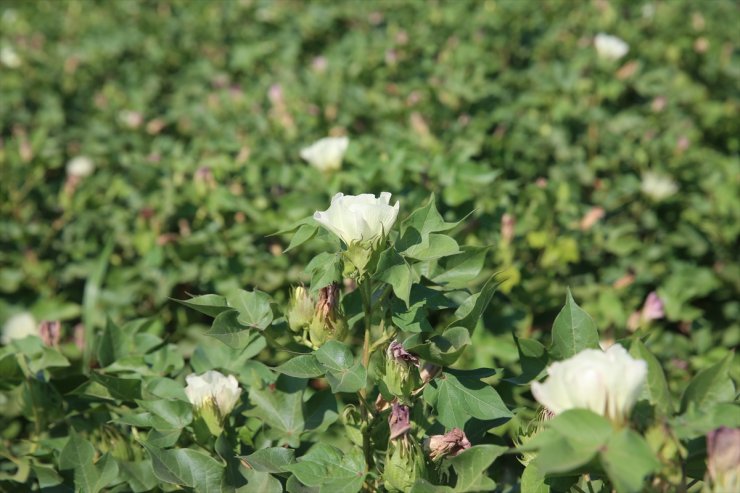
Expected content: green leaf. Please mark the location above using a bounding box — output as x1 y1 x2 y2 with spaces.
96 317 129 368
315 342 367 393
304 391 338 432
243 447 296 473
243 469 284 492
405 327 471 366
275 355 325 378
118 460 158 493
144 443 225 491
629 339 673 415
206 309 255 349
600 429 661 493
446 275 499 334
247 376 306 448
284 223 320 253
400 194 461 238
173 294 230 318
508 336 547 384
449 444 506 492
430 246 489 287
59 432 119 493
59 430 95 470
306 253 343 292
549 288 599 360
402 233 460 261
227 290 274 330
679 352 735 414
91 373 142 401
136 399 193 429
283 444 365 492
530 410 612 475
392 304 432 333
520 462 550 493
374 248 414 307
423 371 511 428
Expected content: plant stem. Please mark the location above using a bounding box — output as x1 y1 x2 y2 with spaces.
359 279 374 471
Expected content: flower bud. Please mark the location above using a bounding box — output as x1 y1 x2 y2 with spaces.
706 427 740 493
39 320 62 347
287 286 314 333
384 403 428 492
185 370 241 436
426 428 471 462
383 341 421 403
308 283 347 347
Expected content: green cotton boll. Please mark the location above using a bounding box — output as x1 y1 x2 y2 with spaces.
308 283 347 347
383 438 429 492
383 357 420 404
288 286 314 333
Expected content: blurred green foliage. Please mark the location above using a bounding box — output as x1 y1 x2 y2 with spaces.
1 0 739 374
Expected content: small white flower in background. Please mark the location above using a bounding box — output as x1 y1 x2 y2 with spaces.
300 136 349 172
66 155 95 178
594 33 629 61
531 344 647 425
641 171 678 201
0 45 21 68
1 312 38 345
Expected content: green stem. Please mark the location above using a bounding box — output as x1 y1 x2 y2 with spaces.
359 279 374 471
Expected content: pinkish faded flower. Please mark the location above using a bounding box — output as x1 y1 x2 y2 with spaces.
388 341 419 367
707 427 740 493
39 320 61 347
427 428 471 461
501 213 515 244
389 402 411 440
642 291 665 321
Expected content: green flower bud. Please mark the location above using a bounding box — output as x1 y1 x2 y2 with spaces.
384 403 428 492
308 283 347 347
513 408 553 466
288 286 314 332
382 341 421 403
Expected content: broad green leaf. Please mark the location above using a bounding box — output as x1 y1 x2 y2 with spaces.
402 233 459 261
508 336 547 384
315 343 366 392
446 275 498 334
629 339 673 415
679 352 735 414
283 443 365 492
91 373 142 401
424 371 511 428
549 289 599 360
405 327 471 366
206 309 255 349
400 194 461 238
449 444 506 492
144 443 225 492
430 246 489 287
392 304 432 333
304 391 338 432
97 317 129 368
374 248 414 306
520 462 549 493
59 430 95 470
242 469 284 492
136 399 193 429
247 376 306 448
600 429 661 493
243 447 296 473
227 290 274 330
305 253 343 292
118 460 158 493
547 409 613 451
276 355 325 378
671 402 740 439
173 294 230 318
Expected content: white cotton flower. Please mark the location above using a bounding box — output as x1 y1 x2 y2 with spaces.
66 156 95 178
185 370 241 417
594 33 629 61
531 345 647 425
0 46 21 68
300 136 349 172
2 312 38 345
314 192 400 247
641 171 678 201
